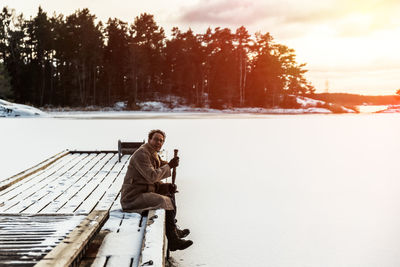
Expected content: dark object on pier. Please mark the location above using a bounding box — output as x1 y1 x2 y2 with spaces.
118 140 145 162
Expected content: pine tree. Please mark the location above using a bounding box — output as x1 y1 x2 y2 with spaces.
129 13 165 101
234 26 251 106
205 27 236 108
61 8 103 105
0 8 27 103
165 28 203 106
25 6 54 106
104 18 129 105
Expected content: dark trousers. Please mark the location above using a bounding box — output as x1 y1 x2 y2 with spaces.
165 209 177 241
166 192 177 237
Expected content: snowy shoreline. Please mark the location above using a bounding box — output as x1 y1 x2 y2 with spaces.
1 96 359 118
5 96 400 118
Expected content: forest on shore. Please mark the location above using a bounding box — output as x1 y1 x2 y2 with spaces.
0 6 315 109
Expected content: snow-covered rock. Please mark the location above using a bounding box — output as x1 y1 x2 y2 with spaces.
295 95 325 107
114 101 127 111
342 106 356 113
138 101 169 111
0 99 46 117
295 95 356 113
226 107 332 114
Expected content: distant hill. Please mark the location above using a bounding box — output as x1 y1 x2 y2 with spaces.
306 93 400 106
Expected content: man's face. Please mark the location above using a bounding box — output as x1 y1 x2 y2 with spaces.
149 133 165 152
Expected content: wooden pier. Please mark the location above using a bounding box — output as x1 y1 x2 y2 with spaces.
0 147 167 267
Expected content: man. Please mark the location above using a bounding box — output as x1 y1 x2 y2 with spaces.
120 129 193 251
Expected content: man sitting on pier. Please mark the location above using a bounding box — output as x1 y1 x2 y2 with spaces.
120 129 193 251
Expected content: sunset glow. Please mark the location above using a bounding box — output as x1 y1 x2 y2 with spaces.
2 0 400 95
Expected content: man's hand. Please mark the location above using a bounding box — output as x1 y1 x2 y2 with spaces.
155 182 177 195
168 157 179 168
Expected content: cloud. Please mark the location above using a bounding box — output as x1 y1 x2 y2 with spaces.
178 0 400 38
176 0 328 39
178 0 336 26
179 0 268 26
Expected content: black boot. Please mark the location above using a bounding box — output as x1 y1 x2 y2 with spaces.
169 233 193 251
172 213 190 238
166 210 193 251
169 194 190 238
176 227 190 238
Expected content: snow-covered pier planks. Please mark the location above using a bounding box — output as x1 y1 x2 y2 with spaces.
138 209 167 267
0 151 130 214
35 210 109 267
0 151 69 191
83 201 147 267
80 201 167 267
0 213 85 266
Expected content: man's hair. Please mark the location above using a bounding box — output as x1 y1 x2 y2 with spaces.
148 129 166 141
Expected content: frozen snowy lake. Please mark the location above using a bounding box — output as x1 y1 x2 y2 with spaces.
1 113 400 267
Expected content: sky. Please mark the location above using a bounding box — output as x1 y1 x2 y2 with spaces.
2 0 400 95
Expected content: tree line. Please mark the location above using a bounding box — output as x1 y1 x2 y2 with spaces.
0 6 315 109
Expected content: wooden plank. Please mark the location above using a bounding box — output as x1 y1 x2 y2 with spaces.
1 153 92 213
0 150 70 191
77 230 108 267
80 197 140 267
70 150 117 154
0 153 77 198
97 196 124 233
90 210 146 267
85 256 106 267
15 153 100 214
138 209 166 267
0 213 84 217
76 154 130 213
0 214 85 266
57 154 119 214
0 153 84 212
94 155 130 211
35 210 109 267
0 237 63 242
40 153 113 214
0 244 58 249
74 154 123 213
23 153 108 214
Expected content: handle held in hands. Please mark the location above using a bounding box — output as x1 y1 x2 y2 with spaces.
172 149 178 185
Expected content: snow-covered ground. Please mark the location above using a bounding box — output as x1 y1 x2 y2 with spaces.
357 105 388 113
1 113 400 266
136 96 336 114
